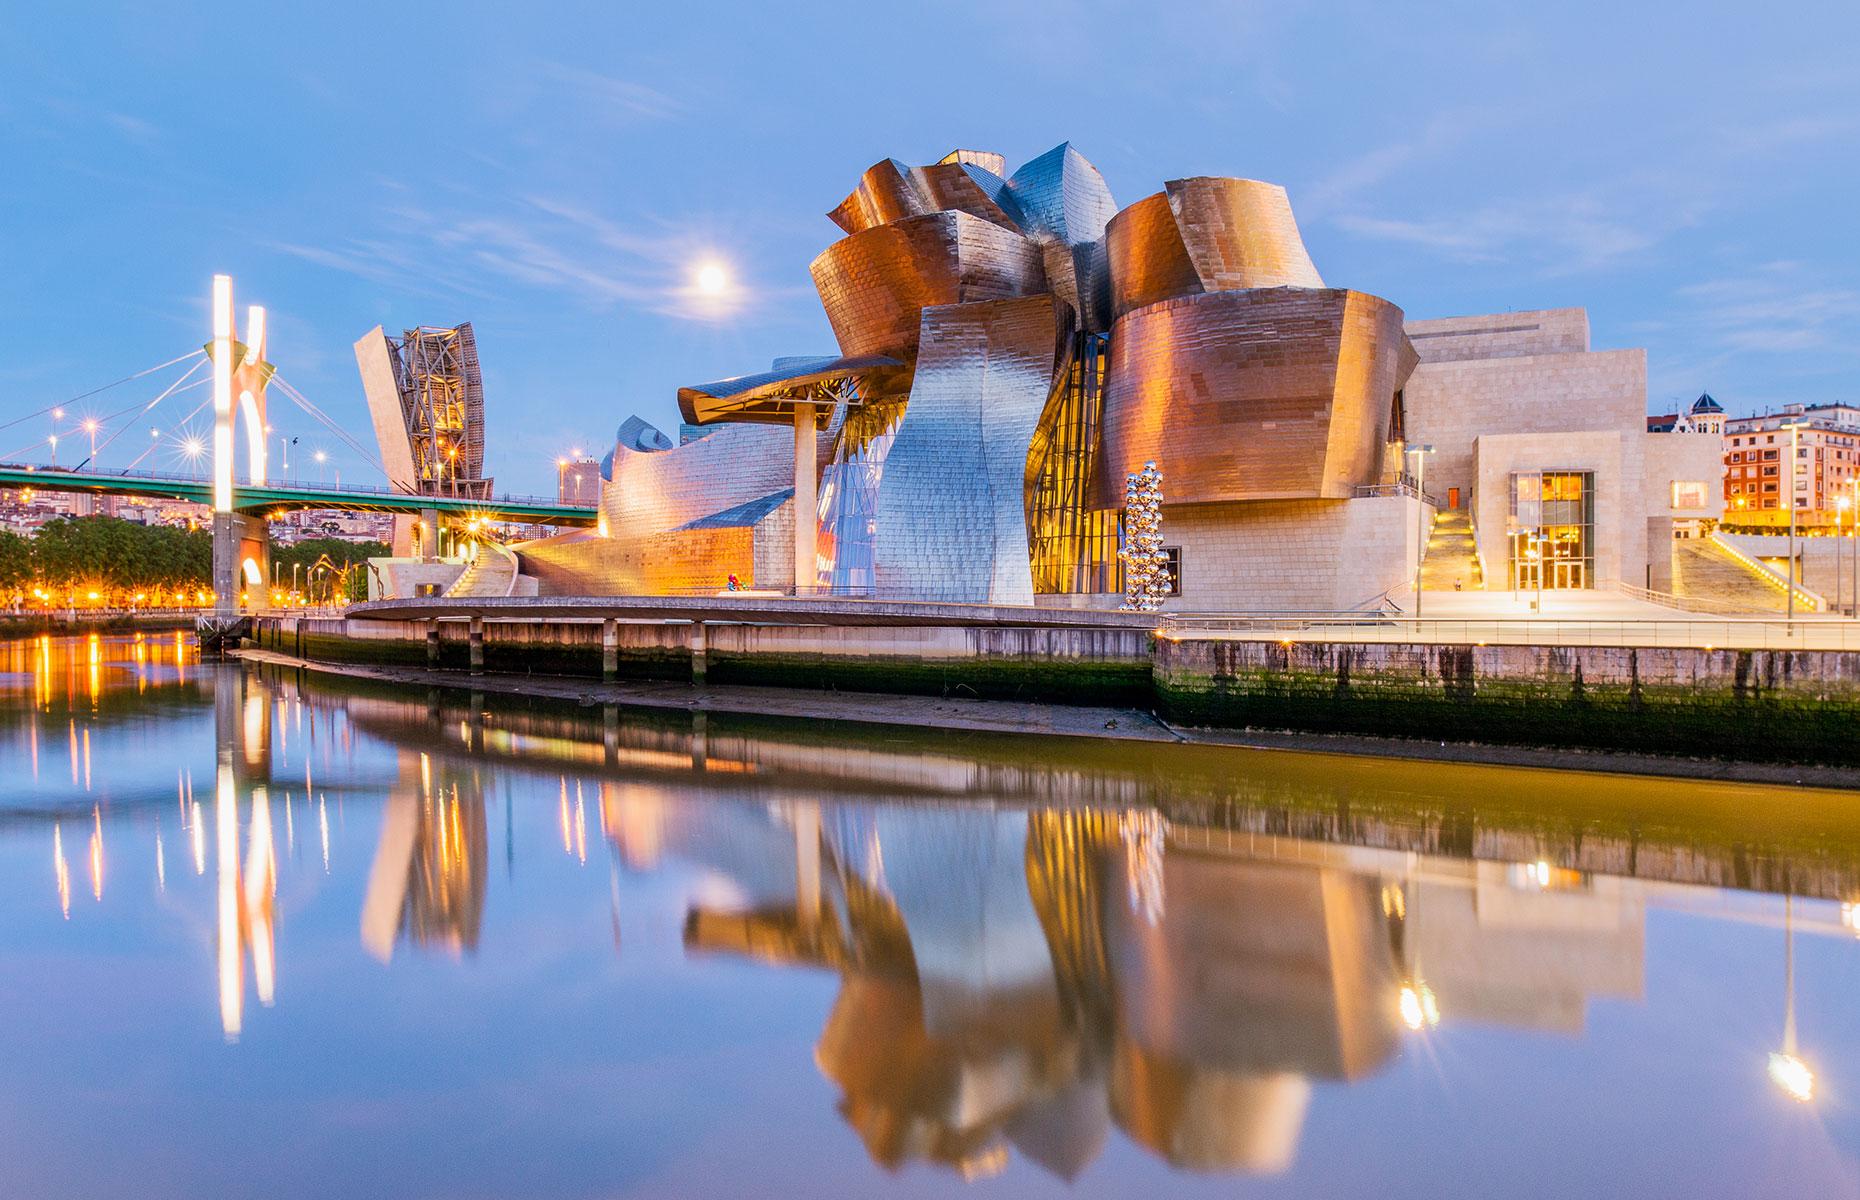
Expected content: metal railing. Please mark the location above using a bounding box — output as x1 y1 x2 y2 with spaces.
1156 611 1860 651
1602 579 1779 617
1710 531 1823 611
0 461 591 511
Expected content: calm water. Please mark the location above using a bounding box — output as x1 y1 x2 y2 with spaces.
3 634 1859 1199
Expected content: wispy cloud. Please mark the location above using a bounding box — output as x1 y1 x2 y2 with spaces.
1675 263 1860 354
533 62 680 124
1336 192 1668 274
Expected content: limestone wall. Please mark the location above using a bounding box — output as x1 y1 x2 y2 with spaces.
1157 494 1425 612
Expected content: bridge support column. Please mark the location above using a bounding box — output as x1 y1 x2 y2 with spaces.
689 620 707 688
601 619 618 682
418 508 441 563
211 512 269 617
469 616 484 675
426 619 440 668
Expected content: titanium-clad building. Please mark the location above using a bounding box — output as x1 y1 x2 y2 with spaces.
507 144 1710 610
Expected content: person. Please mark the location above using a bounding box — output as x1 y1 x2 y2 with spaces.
727 573 740 592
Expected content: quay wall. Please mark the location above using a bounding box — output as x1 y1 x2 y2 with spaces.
1154 638 1860 765
259 615 1154 704
250 615 1860 765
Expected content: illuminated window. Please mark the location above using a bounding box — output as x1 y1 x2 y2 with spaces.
1671 481 1708 509
1160 547 1181 596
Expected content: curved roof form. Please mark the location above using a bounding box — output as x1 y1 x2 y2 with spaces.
1005 143 1118 333
828 153 1025 236
1106 178 1325 320
811 211 1047 363
678 353 909 426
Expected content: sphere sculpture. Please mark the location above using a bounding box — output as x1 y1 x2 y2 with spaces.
1120 461 1168 611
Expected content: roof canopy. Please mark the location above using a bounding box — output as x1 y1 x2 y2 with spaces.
678 354 908 427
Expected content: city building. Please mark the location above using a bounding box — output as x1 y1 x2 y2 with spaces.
1721 403 1860 530
442 144 1721 609
556 457 601 507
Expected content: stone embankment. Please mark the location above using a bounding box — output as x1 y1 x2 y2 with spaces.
248 608 1860 769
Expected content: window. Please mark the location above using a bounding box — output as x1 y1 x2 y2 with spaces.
1764 450 1780 460
1671 481 1709 510
1160 547 1181 596
1764 466 1778 477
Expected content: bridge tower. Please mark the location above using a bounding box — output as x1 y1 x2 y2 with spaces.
205 274 275 629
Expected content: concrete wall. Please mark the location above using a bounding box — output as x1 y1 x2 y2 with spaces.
366 559 467 601
1472 431 1631 587
516 500 795 596
1159 494 1426 612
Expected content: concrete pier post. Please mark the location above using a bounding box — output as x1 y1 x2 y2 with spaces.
426 619 440 668
468 691 484 752
690 710 707 771
601 618 618 682
689 621 708 687
602 704 619 765
468 616 484 675
419 507 441 562
793 402 816 595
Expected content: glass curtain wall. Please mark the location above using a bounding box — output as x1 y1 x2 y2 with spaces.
1507 470 1596 589
1028 333 1121 595
814 397 908 594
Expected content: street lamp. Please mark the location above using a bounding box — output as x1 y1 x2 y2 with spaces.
1407 444 1436 618
1839 496 1851 618
1783 421 1809 629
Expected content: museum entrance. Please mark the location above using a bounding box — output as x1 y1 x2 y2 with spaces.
1507 471 1596 590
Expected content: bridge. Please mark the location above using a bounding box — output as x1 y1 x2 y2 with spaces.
2 273 601 640
0 463 597 526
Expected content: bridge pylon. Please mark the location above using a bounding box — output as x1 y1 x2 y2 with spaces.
202 274 275 642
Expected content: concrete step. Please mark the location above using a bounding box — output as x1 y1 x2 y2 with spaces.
1419 510 1482 592
445 544 518 597
1670 540 1785 612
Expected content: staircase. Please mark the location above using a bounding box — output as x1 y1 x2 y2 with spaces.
1419 509 1482 591
445 541 519 597
1671 540 1785 612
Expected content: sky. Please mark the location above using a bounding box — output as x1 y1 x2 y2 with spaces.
2 0 1857 495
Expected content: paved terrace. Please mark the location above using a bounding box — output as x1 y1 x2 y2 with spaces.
340 591 1860 650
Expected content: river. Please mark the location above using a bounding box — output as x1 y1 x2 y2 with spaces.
1 632 1856 1198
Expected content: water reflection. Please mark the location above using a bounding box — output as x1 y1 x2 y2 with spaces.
3 636 1857 1195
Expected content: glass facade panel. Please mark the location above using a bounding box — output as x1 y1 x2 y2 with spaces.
1028 333 1120 595
814 397 907 593
1507 470 1595 589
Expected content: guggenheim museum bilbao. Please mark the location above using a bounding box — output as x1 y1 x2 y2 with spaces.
506 143 1722 610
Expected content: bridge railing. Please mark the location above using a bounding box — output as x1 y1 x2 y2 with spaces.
0 461 593 511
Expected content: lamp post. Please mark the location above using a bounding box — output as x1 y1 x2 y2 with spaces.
1784 421 1808 630
1407 445 1435 618
1839 496 1850 618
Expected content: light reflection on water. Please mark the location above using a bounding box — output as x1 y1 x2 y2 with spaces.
1 634 1858 1199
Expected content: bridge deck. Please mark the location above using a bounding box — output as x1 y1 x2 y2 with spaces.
0 464 598 525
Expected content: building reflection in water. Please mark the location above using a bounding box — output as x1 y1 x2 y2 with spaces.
607 793 1645 1180
360 750 487 963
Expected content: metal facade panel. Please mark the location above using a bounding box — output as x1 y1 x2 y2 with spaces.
810 211 1046 364
1105 192 1204 321
1092 289 1406 509
827 158 932 235
353 326 419 490
1163 177 1324 293
1005 143 1118 333
873 295 1062 604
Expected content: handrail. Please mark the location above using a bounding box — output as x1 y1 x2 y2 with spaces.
1155 612 1860 650
1710 532 1823 611
1602 579 1779 617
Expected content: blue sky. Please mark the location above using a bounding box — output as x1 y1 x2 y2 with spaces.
2 0 1856 494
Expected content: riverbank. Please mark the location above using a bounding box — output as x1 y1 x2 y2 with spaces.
0 611 196 637
235 646 1860 789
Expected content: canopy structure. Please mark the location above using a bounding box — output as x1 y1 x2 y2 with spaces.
677 354 909 428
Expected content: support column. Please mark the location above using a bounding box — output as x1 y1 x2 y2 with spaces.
426 619 440 668
689 620 707 687
469 616 484 675
419 508 441 563
601 618 618 682
794 801 821 937
793 403 816 594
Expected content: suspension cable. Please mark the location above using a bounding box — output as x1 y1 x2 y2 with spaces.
0 349 206 435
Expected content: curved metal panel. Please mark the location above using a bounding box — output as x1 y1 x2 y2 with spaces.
810 212 1046 364
1007 143 1118 333
678 353 909 426
916 160 1023 231
873 295 1064 604
1105 191 1203 321
1093 289 1407 508
828 158 932 235
1164 177 1324 293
